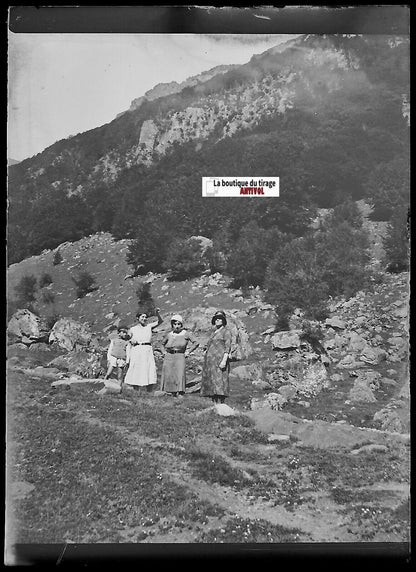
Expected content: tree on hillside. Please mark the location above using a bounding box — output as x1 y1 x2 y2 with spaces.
264 237 329 321
135 281 156 316
367 156 410 221
327 199 364 230
205 221 234 274
383 205 410 273
21 192 92 256
126 216 174 275
164 237 208 281
14 274 38 308
72 271 98 299
227 222 288 290
314 220 371 299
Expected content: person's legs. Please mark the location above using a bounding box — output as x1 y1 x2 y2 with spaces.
104 364 114 380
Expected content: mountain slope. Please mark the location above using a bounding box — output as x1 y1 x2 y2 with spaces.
7 34 409 264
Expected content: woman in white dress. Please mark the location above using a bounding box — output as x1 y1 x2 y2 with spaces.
124 308 163 391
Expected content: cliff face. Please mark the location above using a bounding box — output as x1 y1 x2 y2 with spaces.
11 34 408 194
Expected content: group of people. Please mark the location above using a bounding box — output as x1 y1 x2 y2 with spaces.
104 308 233 403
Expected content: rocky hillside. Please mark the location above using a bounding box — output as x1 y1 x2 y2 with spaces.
12 34 410 183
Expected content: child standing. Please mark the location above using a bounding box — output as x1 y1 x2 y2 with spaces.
104 325 131 384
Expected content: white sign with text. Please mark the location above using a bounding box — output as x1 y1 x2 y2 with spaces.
202 177 280 197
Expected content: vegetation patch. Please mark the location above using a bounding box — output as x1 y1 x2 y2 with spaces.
7 379 225 543
296 445 410 489
342 499 410 540
198 516 303 543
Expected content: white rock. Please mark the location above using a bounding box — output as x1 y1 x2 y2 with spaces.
214 403 238 416
268 434 291 443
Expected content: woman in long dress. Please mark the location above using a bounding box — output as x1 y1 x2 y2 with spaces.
201 310 232 403
124 308 163 391
160 314 199 397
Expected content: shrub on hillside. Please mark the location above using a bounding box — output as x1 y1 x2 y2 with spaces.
14 274 38 307
135 281 156 316
327 199 364 230
367 157 410 221
264 238 329 321
204 224 234 275
383 205 410 273
314 221 371 299
39 272 53 288
72 271 98 299
164 238 207 281
53 249 63 266
265 218 372 320
226 222 288 289
299 321 326 355
274 307 291 332
126 216 173 275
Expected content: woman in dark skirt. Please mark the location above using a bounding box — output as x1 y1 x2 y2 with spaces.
201 310 232 404
160 314 199 397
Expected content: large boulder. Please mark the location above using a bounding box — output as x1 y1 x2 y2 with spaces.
232 363 263 380
373 405 404 433
189 235 213 255
7 309 50 344
359 345 387 365
349 379 377 403
49 318 93 351
48 350 104 378
324 317 346 329
289 362 330 398
271 330 302 350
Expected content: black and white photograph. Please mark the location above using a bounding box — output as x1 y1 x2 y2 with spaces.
6 5 410 564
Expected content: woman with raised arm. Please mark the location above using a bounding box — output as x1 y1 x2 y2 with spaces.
124 307 163 393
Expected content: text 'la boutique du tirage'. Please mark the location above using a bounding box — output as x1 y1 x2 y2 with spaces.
202 177 280 197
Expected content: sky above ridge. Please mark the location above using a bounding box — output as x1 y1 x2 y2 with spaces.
8 34 300 162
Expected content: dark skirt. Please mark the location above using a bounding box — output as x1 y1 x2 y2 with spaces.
201 349 230 397
160 353 186 393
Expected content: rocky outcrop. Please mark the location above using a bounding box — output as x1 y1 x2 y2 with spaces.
7 309 50 344
49 318 93 351
137 119 159 155
271 330 302 350
48 349 104 378
373 401 405 432
189 236 213 255
246 407 409 449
